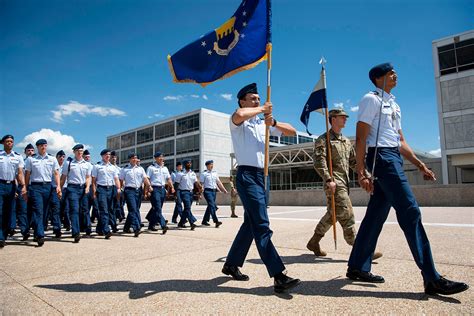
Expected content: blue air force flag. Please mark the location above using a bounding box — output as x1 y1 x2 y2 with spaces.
300 68 328 135
168 0 271 87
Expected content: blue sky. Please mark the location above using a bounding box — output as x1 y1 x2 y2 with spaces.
1 0 472 160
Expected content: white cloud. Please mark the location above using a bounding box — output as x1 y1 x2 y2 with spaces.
220 93 232 101
202 94 208 100
190 94 200 98
163 95 183 101
350 106 359 112
334 102 344 109
16 129 91 157
428 148 441 157
51 100 126 123
148 113 165 119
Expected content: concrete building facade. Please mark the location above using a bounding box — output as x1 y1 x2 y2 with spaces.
432 30 474 184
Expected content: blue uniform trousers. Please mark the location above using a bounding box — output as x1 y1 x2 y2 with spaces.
109 186 118 231
178 190 196 226
348 147 440 282
79 190 92 234
202 188 218 223
66 184 88 237
87 190 99 230
0 182 16 241
172 189 183 222
48 187 62 233
29 183 53 239
148 186 167 228
11 185 29 236
225 166 285 277
60 188 70 229
113 187 125 221
96 186 115 234
124 188 141 231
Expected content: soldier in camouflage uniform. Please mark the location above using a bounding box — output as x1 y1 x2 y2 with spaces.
306 109 382 259
229 175 238 218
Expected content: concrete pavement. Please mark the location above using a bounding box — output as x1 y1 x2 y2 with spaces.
1 203 472 314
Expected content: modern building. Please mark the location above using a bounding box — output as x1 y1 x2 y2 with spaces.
106 107 316 176
432 30 474 184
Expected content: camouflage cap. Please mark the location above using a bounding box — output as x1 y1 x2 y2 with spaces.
329 108 349 118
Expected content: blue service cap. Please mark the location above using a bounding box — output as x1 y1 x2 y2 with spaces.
182 158 191 164
369 62 393 85
205 160 214 166
110 150 117 156
154 151 163 158
36 139 47 146
83 149 91 156
176 161 182 167
237 83 258 100
0 134 14 144
25 143 34 150
72 144 84 151
56 150 66 157
100 148 111 156
128 152 137 159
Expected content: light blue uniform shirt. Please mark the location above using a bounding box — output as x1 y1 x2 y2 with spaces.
62 158 92 185
119 164 147 188
92 161 119 186
0 150 24 181
357 88 402 148
25 153 60 182
174 169 197 191
171 170 182 184
146 163 170 186
230 116 282 168
200 170 219 189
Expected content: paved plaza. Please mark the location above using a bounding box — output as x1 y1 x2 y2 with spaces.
1 203 472 314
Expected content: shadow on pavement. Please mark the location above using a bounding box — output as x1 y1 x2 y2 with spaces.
35 276 461 303
214 254 347 265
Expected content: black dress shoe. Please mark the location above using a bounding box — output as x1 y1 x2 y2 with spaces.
165 220 168 224
22 233 30 241
222 265 249 281
65 227 71 232
148 226 158 231
162 226 168 235
201 222 210 226
123 228 131 233
346 268 385 283
0 240 5 248
134 230 142 237
73 234 81 243
37 238 45 247
274 273 301 293
190 223 197 230
140 223 145 228
8 229 17 237
425 276 469 295
54 231 62 238
215 221 222 228
112 227 118 233
171 220 178 224
105 232 112 239
177 223 187 228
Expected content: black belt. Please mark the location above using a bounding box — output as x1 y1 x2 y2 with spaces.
152 185 164 189
238 165 264 173
124 187 140 191
31 181 52 185
179 189 193 192
204 188 216 192
98 185 114 189
68 183 85 187
0 179 14 184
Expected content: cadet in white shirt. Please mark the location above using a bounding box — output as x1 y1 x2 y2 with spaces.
174 159 201 230
92 149 120 239
60 144 92 243
222 83 301 294
200 160 227 228
0 135 26 248
145 152 174 234
119 153 151 237
24 139 61 247
170 162 184 224
110 151 125 222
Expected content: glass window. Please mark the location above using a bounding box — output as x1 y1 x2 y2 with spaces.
107 136 120 150
140 162 152 170
438 38 474 76
176 113 199 135
456 45 474 67
298 135 314 144
137 127 153 144
120 150 131 164
438 50 456 70
164 160 174 171
188 155 200 172
269 136 279 143
121 132 135 148
155 121 175 140
176 134 200 155
137 144 154 160
155 139 174 156
280 135 297 145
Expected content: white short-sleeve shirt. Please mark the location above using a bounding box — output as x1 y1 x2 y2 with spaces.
25 153 60 183
146 163 170 186
119 164 147 188
92 161 119 186
200 170 218 189
174 169 197 191
0 151 24 181
61 158 92 185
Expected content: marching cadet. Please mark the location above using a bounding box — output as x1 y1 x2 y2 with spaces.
145 151 173 234
222 83 300 293
200 160 227 228
24 139 61 247
306 108 382 259
347 63 468 295
0 135 26 248
171 161 183 224
229 175 238 218
56 150 70 231
91 149 120 239
60 144 92 243
174 159 201 230
119 153 151 237
83 149 98 231
46 151 64 238
110 151 125 224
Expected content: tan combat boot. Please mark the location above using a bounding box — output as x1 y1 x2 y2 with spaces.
306 234 327 257
372 251 383 260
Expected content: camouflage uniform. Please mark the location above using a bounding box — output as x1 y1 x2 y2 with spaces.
229 176 238 218
311 128 357 245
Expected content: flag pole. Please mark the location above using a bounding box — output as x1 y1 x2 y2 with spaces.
264 43 272 189
321 58 337 250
